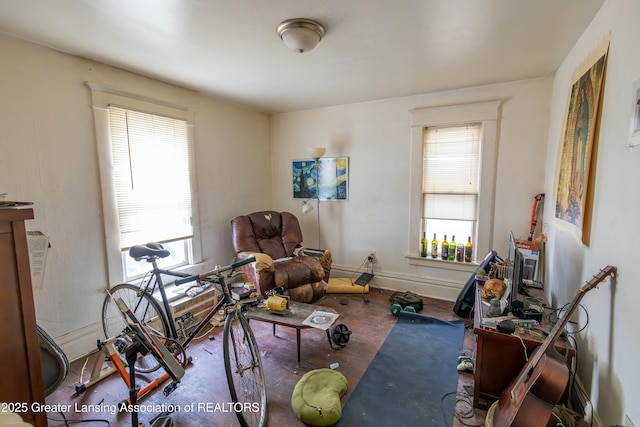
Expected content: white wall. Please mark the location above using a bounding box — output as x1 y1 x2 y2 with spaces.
5 5 635 421
543 0 639 424
0 35 272 359
271 77 552 301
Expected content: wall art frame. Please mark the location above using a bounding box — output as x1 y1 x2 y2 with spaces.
554 34 610 246
292 157 349 200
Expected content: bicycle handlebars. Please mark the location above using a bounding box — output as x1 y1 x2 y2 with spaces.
211 256 256 275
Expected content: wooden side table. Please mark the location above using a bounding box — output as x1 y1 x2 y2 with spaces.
472 284 575 408
246 301 339 367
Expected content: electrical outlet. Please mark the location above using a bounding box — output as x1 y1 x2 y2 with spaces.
368 251 376 261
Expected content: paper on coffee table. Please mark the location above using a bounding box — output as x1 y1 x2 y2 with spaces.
302 310 339 330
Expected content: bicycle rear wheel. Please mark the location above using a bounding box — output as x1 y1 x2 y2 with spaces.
102 283 169 373
223 310 267 427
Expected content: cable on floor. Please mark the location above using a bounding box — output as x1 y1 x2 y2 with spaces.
441 389 483 427
47 412 111 426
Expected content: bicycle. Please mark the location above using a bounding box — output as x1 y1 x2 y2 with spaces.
101 242 267 427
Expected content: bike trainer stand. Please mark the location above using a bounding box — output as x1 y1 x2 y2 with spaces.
75 336 171 404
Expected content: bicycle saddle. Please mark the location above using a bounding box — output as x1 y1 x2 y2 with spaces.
129 242 171 260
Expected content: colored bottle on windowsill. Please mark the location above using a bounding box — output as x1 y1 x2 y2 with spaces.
430 233 438 258
441 235 448 260
448 235 456 260
464 236 473 262
420 232 428 258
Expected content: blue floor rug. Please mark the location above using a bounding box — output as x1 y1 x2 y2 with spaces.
339 312 464 427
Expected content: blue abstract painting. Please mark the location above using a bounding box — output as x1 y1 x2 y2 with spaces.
292 157 348 200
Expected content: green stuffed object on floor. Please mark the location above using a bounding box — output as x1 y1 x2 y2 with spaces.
291 368 349 426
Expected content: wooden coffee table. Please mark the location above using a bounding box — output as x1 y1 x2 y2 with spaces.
245 301 339 367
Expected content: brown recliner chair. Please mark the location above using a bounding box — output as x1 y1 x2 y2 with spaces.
231 211 332 303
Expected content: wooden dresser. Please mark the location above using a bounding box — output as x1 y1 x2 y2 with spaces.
0 207 46 426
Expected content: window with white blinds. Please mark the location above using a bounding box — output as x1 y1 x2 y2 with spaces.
109 107 193 249
422 124 481 223
408 101 499 264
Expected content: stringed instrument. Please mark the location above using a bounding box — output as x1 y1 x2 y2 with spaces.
492 265 616 427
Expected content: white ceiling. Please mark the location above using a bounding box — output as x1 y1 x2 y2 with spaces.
0 0 604 114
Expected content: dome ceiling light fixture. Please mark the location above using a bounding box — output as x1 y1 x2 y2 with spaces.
276 18 325 53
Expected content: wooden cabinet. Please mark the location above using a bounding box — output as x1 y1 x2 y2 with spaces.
472 284 574 408
0 207 46 426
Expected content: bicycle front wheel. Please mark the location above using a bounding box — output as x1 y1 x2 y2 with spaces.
102 283 169 373
223 310 267 427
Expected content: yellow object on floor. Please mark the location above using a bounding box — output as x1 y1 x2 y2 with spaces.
327 277 370 294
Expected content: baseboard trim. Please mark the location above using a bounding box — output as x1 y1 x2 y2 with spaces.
330 264 461 302
54 321 103 363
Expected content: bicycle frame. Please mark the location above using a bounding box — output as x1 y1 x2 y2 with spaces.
136 257 256 350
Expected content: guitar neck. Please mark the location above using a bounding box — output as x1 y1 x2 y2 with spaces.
526 266 616 368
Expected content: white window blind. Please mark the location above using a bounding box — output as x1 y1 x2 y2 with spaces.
422 124 481 221
109 107 193 249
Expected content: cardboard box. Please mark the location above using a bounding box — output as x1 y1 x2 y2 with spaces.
516 240 541 282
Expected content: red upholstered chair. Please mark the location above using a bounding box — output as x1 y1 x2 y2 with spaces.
231 211 332 303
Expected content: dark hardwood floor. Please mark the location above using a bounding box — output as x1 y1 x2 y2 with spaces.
46 285 486 427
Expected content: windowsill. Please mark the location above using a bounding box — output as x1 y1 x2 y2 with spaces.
406 254 478 273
